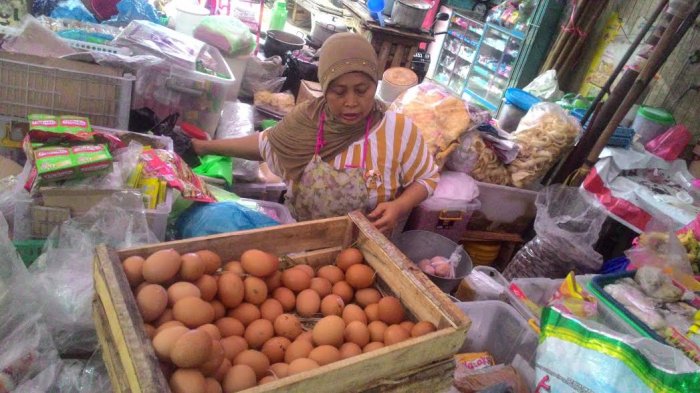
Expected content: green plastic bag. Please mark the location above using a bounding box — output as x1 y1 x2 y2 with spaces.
193 155 233 186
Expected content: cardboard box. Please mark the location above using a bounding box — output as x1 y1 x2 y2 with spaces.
297 80 323 105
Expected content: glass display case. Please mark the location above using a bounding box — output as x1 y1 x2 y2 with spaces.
433 14 483 95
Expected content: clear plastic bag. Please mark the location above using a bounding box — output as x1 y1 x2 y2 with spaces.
447 132 511 185
61 141 144 189
389 82 473 166
216 102 261 182
417 245 462 279
193 15 256 57
523 69 563 101
645 124 691 161
503 185 607 279
508 103 581 188
240 55 286 99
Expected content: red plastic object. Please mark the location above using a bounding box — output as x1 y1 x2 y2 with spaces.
180 122 210 140
644 124 691 161
83 0 119 21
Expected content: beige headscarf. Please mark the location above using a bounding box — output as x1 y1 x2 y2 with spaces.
266 33 385 182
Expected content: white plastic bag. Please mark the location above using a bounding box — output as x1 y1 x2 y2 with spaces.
523 69 563 101
217 102 262 182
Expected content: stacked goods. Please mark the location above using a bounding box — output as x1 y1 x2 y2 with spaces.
124 247 439 391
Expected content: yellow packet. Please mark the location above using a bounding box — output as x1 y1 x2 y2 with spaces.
127 162 144 189
158 180 167 206
549 272 597 318
140 177 160 210
454 352 495 372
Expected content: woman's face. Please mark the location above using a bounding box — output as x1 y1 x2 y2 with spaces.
325 72 377 125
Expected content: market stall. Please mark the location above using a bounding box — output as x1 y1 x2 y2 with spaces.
1 0 700 391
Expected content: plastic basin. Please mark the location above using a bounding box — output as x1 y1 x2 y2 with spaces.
393 230 472 293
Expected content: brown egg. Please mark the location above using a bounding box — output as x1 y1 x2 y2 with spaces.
211 300 226 320
261 336 291 364
309 277 333 298
241 249 279 277
155 308 174 326
171 329 213 368
317 265 344 284
411 321 437 337
269 362 289 379
260 375 277 385
143 249 181 284
281 268 311 292
295 331 314 344
244 319 274 349
265 270 283 291
200 340 226 376
342 304 368 325
173 297 215 328
136 284 168 322
344 321 370 347
233 350 270 380
335 248 364 271
293 264 315 278
144 323 156 339
345 264 375 289
205 378 223 393
284 339 313 363
288 358 320 375
228 303 260 327
243 276 268 305
180 253 206 282
312 315 345 348
168 282 202 306
223 364 256 392
309 345 341 366
378 296 405 325
156 320 185 334
363 342 385 353
383 324 410 346
152 326 189 360
339 342 362 359
260 299 284 322
365 304 380 322
320 294 344 317
218 273 244 308
220 336 248 361
123 256 145 287
170 368 206 393
399 321 415 333
296 289 321 317
134 281 150 297
222 261 244 276
199 324 222 340
214 358 232 383
368 321 388 343
332 281 354 304
216 317 245 338
354 288 382 307
197 250 222 275
272 313 302 340
195 275 218 302
272 287 296 312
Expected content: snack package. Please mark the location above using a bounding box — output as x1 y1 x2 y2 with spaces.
27 114 93 144
454 364 529 393
463 133 511 185
508 103 581 188
140 149 216 203
33 144 113 182
548 272 598 319
454 352 496 373
390 82 472 166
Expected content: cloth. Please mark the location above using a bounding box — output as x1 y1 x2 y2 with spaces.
286 113 370 221
261 111 440 211
265 32 382 182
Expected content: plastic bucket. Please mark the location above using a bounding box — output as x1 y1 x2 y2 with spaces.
175 4 209 36
393 230 472 293
632 106 675 145
497 88 540 132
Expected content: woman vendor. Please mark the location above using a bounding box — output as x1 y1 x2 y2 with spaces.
193 33 439 234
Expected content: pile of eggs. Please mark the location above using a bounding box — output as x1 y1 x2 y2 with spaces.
123 247 438 393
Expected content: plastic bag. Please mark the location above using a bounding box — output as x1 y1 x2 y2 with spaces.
389 82 473 166
523 69 563 101
193 155 233 186
29 192 157 355
461 269 507 301
194 15 255 57
417 245 462 279
645 124 691 161
548 272 597 319
175 201 280 239
61 141 144 189
508 103 582 188
477 122 520 164
215 102 261 182
240 55 286 99
421 171 478 212
254 90 296 117
1 15 77 58
447 132 511 185
104 0 161 27
50 0 98 23
536 306 700 392
140 149 215 203
51 350 111 392
503 185 607 279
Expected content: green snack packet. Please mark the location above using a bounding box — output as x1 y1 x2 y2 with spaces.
28 114 94 144
34 144 112 181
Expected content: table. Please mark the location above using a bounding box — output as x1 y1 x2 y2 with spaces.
342 0 434 75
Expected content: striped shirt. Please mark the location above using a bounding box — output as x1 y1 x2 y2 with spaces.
259 111 439 209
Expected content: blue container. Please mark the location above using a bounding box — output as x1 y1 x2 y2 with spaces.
497 88 541 132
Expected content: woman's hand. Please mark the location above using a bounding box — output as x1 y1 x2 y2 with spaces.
367 201 407 235
191 139 205 156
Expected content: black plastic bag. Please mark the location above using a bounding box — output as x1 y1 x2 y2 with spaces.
150 114 201 168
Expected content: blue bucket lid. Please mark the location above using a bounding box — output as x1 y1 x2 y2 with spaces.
504 88 540 111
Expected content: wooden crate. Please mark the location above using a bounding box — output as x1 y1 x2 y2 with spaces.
93 211 470 392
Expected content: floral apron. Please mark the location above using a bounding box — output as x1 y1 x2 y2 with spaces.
286 113 377 221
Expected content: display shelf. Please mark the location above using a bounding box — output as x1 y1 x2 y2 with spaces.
485 22 525 40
